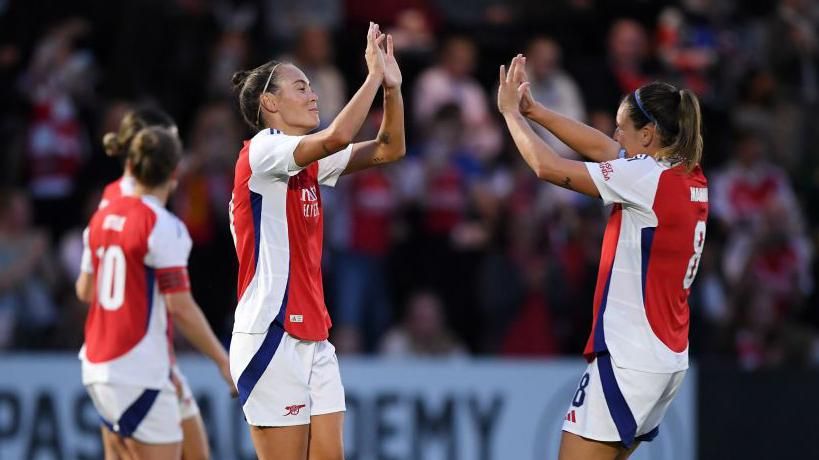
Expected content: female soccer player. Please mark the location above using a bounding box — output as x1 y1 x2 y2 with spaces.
98 108 176 209
76 127 234 460
84 106 230 460
228 22 404 459
498 55 708 460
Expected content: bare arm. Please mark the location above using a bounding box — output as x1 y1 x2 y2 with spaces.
499 56 599 197
514 56 620 162
166 292 227 365
75 272 94 303
343 87 405 174
294 75 382 167
165 292 236 395
503 111 599 197
344 34 406 175
524 102 621 162
293 22 386 167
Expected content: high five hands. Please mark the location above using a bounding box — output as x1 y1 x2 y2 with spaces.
498 54 535 116
365 22 402 89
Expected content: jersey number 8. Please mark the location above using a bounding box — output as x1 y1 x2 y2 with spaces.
96 245 126 310
683 220 706 289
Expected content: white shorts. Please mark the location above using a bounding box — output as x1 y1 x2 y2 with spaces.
86 383 182 444
562 353 686 448
230 324 345 427
171 364 200 420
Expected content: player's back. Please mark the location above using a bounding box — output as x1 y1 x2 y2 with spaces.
641 164 708 352
81 195 192 389
584 155 708 373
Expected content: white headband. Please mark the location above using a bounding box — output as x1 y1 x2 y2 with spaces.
256 63 281 127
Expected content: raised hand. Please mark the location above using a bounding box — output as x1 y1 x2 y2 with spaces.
513 54 536 116
365 22 387 80
498 55 530 115
381 34 402 89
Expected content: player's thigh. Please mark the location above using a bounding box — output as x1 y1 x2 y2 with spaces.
100 427 131 460
559 431 623 460
181 414 209 460
250 424 310 460
615 442 641 460
123 438 181 460
308 411 344 460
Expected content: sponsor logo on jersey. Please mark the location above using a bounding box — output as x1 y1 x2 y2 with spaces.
301 186 320 218
690 187 708 202
284 404 306 416
565 410 577 423
599 162 614 181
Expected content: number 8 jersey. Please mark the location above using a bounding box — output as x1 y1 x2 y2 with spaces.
583 155 708 373
79 195 193 389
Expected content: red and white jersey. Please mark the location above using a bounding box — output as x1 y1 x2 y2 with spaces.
98 176 136 209
584 155 708 373
229 129 352 339
79 195 193 389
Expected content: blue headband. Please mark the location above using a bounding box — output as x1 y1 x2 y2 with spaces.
633 89 659 127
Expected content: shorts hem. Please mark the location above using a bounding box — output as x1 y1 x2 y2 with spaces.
246 418 311 427
131 434 184 445
561 425 620 443
101 424 182 445
311 406 346 417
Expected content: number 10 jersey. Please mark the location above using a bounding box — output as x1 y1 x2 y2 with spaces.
79 195 193 389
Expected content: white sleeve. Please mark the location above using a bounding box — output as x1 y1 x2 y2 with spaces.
585 155 660 208
317 143 353 187
145 215 192 269
249 133 306 179
80 227 93 274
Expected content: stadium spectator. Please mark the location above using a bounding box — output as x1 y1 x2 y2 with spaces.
291 25 347 127
524 36 587 158
19 18 95 240
0 189 58 348
380 290 467 357
414 35 502 160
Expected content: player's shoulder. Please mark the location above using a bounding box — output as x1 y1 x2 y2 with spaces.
249 128 296 148
141 197 183 230
598 154 662 180
142 200 190 246
101 178 121 196
98 179 122 208
606 153 658 167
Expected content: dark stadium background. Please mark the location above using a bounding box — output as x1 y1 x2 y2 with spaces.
0 0 817 459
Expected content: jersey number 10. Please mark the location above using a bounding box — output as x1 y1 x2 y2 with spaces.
96 245 126 310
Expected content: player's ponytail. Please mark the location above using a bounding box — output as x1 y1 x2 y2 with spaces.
626 82 704 171
672 89 703 171
233 60 284 131
128 127 182 188
102 107 176 159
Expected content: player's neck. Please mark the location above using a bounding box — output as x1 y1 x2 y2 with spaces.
265 117 310 136
133 184 170 206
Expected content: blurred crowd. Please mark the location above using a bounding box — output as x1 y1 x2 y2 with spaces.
1 0 818 369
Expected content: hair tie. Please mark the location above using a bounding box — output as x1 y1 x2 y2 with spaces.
633 88 658 127
256 63 281 127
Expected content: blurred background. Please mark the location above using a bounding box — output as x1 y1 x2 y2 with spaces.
0 0 818 459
